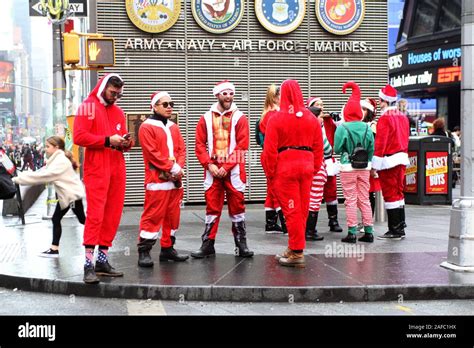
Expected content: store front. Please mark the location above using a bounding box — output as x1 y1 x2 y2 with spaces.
95 0 389 205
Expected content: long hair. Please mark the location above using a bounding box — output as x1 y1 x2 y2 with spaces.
46 136 79 170
260 84 280 122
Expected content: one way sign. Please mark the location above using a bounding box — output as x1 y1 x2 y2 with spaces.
29 0 88 17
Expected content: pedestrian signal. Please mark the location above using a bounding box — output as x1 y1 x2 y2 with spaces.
86 38 115 67
63 33 80 65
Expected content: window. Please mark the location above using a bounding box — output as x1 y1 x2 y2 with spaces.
411 0 440 37
437 0 461 32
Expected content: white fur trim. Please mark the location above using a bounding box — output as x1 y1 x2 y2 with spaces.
171 229 177 237
213 82 235 96
151 92 171 107
326 200 338 206
372 152 409 170
230 213 245 222
146 182 177 191
230 164 246 192
97 73 123 105
360 100 374 112
205 215 218 224
140 230 160 240
385 199 404 209
170 163 181 175
325 158 340 176
144 119 175 159
379 90 397 103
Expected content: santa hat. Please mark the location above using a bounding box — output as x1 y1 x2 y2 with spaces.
150 91 171 108
360 98 377 114
342 81 363 122
378 84 397 103
213 80 235 96
306 96 322 107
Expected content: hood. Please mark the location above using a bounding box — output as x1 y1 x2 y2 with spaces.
342 81 363 122
279 80 306 118
90 73 123 106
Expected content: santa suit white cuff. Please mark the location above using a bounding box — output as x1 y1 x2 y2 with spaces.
170 163 182 175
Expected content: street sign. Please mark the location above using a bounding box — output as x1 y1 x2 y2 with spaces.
29 0 88 17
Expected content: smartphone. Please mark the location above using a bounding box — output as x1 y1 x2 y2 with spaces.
123 133 131 140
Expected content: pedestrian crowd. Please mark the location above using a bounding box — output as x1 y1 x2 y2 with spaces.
3 73 461 283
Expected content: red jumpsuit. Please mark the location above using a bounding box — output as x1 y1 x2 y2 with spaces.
138 117 185 249
262 80 323 251
372 106 410 208
322 117 338 204
259 110 279 210
195 102 249 240
74 74 132 247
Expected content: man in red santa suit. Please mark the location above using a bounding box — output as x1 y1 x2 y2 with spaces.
193 81 253 258
372 84 410 240
262 80 323 267
137 91 188 267
74 74 132 284
307 97 344 233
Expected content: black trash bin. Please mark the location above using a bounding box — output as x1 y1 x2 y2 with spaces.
404 135 453 205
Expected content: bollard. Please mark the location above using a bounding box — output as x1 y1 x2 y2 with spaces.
375 190 385 222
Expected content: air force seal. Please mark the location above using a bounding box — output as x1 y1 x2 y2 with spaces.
126 0 181 33
316 0 365 35
192 0 245 34
255 0 305 34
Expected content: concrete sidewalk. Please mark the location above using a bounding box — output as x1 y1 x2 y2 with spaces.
0 187 473 302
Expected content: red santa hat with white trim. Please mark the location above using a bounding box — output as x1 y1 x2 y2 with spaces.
213 80 235 96
342 81 363 122
306 96 322 107
150 91 171 109
360 98 377 114
378 84 398 103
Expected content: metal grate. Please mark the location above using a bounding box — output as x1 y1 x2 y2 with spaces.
97 0 388 205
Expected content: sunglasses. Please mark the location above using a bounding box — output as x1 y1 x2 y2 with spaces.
157 101 175 108
109 91 123 98
220 91 234 96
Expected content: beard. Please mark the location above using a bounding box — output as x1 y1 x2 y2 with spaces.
219 99 232 111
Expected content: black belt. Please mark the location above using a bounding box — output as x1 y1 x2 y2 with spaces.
278 146 312 153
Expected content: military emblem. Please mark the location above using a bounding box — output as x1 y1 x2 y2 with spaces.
255 0 305 34
126 0 181 33
192 0 244 34
316 0 365 35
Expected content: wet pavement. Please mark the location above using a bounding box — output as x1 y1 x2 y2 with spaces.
1 187 473 302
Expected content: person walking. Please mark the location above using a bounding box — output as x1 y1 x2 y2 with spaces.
334 82 375 243
258 84 287 234
262 80 323 267
13 136 85 257
137 91 188 267
372 84 410 240
74 73 133 284
193 80 253 258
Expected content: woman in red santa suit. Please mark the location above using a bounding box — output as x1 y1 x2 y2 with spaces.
193 80 253 259
372 84 410 240
137 91 188 268
262 80 323 268
74 73 132 284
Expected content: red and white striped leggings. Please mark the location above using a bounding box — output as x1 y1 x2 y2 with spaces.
309 164 328 212
340 170 373 228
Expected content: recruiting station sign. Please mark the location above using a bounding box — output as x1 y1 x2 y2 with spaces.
425 151 448 194
405 151 418 193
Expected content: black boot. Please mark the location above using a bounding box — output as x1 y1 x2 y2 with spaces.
377 209 404 240
160 246 189 262
327 204 343 232
265 210 284 234
137 237 156 267
305 211 324 241
138 250 154 267
278 210 288 234
399 206 407 229
191 223 216 258
232 221 254 258
341 233 357 243
171 235 176 246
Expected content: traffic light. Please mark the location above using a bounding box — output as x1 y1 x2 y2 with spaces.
63 33 80 65
86 37 115 67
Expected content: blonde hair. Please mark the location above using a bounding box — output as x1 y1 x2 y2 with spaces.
260 84 280 122
46 136 79 170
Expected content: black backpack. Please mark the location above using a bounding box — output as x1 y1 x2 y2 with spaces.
342 124 369 169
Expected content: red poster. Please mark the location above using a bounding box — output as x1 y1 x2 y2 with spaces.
405 151 418 193
425 151 448 194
